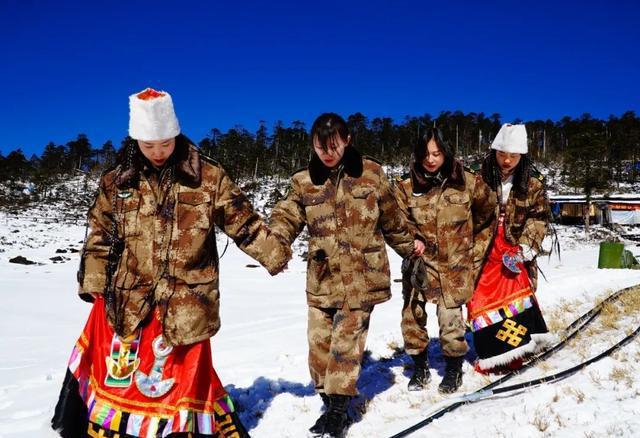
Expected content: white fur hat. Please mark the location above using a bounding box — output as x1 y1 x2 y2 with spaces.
491 123 528 154
128 88 181 141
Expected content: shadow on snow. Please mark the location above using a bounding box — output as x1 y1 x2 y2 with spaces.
225 332 477 431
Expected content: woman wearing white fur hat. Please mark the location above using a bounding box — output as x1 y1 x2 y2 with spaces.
52 88 290 437
466 123 554 373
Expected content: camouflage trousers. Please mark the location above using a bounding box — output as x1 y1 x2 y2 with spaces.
307 303 373 396
401 268 468 358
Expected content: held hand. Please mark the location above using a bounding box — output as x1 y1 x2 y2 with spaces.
519 244 535 262
269 260 289 276
413 239 426 256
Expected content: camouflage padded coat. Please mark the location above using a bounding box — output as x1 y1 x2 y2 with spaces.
78 138 291 346
394 160 496 308
269 147 415 309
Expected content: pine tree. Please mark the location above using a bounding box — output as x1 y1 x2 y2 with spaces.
65 134 93 172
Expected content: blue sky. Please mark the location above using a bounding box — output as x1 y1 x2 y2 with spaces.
1 0 639 156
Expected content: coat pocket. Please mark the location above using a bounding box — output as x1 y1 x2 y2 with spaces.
350 185 379 226
445 192 470 204
408 194 432 225
362 245 390 292
177 191 211 230
162 280 221 343
178 265 217 285
351 185 375 199
306 249 331 296
303 189 334 236
303 190 330 206
444 190 472 228
120 197 142 237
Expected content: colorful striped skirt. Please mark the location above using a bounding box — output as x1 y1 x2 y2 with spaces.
52 296 249 437
467 215 554 372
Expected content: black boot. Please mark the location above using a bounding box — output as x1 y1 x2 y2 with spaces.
309 393 330 436
407 351 431 391
438 356 464 394
321 394 351 438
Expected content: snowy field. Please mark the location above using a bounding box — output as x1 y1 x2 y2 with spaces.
1 211 640 437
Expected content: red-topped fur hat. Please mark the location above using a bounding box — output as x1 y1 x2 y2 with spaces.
128 88 180 141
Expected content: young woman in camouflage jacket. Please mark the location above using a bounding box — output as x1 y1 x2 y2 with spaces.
52 88 290 438
269 113 420 438
394 127 496 394
467 123 554 373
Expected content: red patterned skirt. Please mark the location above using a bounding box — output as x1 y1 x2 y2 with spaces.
467 215 554 371
52 296 249 437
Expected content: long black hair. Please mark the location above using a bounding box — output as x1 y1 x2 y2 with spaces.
414 127 455 176
481 149 533 197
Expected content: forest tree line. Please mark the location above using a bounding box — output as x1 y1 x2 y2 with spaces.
1 110 639 203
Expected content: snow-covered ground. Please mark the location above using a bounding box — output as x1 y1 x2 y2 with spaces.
1 209 640 437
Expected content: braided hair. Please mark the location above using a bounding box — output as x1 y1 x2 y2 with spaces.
104 136 179 333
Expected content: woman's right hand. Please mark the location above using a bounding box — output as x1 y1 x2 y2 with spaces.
413 239 426 256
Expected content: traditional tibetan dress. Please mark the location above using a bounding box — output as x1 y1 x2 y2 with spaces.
467 176 553 371
52 297 248 437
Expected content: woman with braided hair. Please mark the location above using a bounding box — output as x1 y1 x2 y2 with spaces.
467 123 555 373
52 88 290 437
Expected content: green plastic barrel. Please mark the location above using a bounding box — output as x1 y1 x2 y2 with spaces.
598 242 624 269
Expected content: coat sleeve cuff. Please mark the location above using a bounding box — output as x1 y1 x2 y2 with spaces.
79 292 97 303
414 234 426 244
